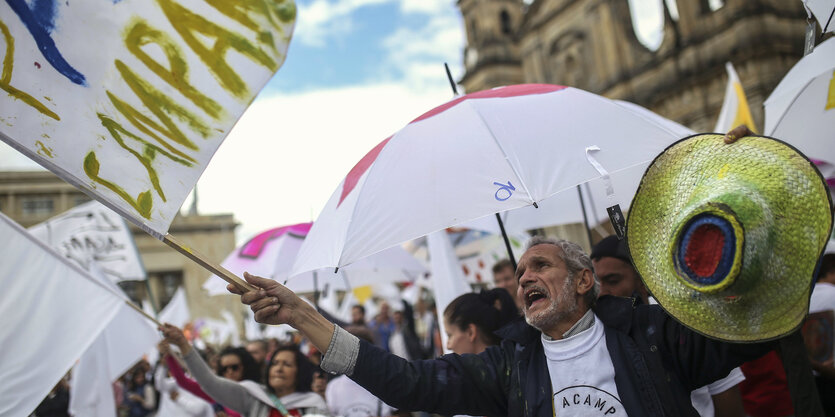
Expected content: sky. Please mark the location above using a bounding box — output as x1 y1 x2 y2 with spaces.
0 0 669 244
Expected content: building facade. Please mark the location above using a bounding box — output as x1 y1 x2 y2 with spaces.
0 170 243 327
458 0 809 247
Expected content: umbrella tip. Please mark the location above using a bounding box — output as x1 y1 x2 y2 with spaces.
334 267 339 273
533 202 539 208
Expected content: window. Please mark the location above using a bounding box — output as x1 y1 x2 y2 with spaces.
21 197 54 216
500 10 512 35
151 270 184 309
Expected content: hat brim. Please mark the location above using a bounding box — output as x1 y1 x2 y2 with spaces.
627 134 834 342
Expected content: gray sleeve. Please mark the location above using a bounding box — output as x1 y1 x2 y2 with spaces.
182 348 257 413
320 326 360 376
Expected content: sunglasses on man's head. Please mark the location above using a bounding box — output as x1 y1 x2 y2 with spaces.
219 363 241 373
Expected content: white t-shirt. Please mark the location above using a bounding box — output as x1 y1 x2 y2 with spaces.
809 282 835 361
542 315 628 416
326 374 393 417
689 367 745 417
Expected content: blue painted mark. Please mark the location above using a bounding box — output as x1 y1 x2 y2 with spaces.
6 0 87 86
494 181 515 201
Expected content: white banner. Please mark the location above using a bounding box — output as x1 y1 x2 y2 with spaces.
427 230 473 354
29 200 145 283
0 0 295 237
0 212 122 417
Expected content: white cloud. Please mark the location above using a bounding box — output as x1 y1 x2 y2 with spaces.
379 6 466 90
295 0 391 47
196 83 455 243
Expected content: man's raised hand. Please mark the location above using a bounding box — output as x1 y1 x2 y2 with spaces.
227 272 307 327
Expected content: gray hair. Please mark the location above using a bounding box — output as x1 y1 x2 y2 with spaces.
525 236 601 307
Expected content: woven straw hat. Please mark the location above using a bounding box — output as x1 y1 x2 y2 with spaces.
628 134 833 342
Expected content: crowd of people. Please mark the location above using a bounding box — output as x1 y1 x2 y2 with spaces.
30 241 835 417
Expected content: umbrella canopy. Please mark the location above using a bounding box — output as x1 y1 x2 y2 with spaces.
460 101 695 236
765 37 835 164
203 222 426 295
804 0 835 33
291 84 687 275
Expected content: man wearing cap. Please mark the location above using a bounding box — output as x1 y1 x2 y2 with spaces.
590 235 648 303
230 129 832 417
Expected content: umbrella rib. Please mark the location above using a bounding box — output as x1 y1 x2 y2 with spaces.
463 99 538 205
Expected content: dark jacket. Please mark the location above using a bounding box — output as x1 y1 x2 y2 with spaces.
348 296 773 417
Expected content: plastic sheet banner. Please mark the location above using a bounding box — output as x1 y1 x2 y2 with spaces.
0 0 295 238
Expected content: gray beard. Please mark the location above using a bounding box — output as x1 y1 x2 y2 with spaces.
524 274 578 334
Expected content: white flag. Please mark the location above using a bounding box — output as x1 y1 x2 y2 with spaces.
29 200 145 283
0 0 295 237
160 287 191 328
427 230 472 354
714 62 758 133
0 212 122 417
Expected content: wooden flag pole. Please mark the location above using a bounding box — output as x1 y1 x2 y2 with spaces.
162 233 257 292
125 300 163 327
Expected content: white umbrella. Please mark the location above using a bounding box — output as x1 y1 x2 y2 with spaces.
765 37 835 164
291 84 687 276
459 101 693 236
203 223 427 295
804 0 835 33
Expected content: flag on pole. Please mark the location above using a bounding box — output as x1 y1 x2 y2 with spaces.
29 200 146 283
427 230 472 354
0 212 123 417
0 1 296 238
714 62 758 133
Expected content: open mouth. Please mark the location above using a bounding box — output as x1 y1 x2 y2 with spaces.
525 288 547 308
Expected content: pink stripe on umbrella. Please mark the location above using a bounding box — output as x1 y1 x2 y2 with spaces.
335 84 567 208
238 222 312 259
410 84 567 124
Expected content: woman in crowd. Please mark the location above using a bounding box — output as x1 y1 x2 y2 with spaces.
160 323 330 417
443 288 519 354
122 362 156 417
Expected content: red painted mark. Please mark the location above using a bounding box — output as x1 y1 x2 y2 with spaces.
410 84 567 124
34 62 41 68
475 272 483 282
337 136 391 208
238 222 312 259
684 224 725 277
462 264 470 275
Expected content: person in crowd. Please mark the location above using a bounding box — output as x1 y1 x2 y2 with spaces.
155 342 215 417
590 235 648 303
161 341 244 417
368 301 396 352
326 326 394 417
231 234 776 417
388 300 423 360
807 253 835 415
351 305 367 326
247 340 270 372
33 376 70 417
443 288 519 355
217 346 262 384
123 362 156 417
591 235 746 417
492 259 522 309
160 324 330 417
414 298 436 359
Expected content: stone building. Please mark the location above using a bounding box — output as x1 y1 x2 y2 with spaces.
0 169 243 327
458 0 807 133
457 0 809 247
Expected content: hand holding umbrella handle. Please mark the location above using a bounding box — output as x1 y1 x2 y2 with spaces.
228 272 336 353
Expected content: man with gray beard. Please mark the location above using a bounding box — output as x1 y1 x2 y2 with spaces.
229 236 774 417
